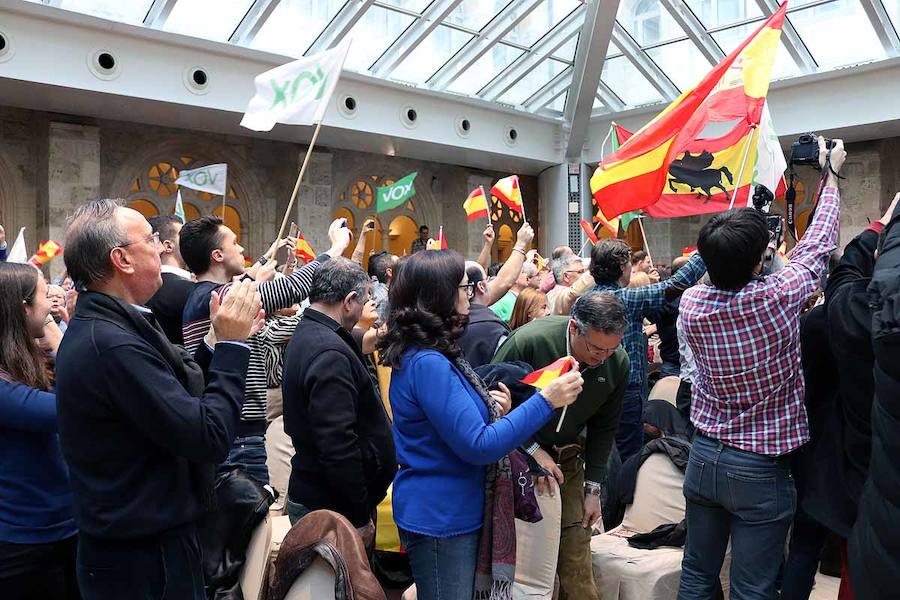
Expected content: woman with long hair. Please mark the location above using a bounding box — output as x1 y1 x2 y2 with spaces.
378 250 582 600
0 263 78 599
508 287 550 330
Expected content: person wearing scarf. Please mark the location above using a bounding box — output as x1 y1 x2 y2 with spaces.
377 249 583 600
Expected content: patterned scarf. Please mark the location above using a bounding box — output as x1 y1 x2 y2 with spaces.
453 357 516 600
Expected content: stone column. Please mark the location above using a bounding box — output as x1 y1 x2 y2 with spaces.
294 150 333 255
48 122 100 280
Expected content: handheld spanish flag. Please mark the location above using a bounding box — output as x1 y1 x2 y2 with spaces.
579 219 599 245
463 186 489 221
594 207 620 238
295 234 316 263
29 240 62 266
491 175 525 218
520 356 575 390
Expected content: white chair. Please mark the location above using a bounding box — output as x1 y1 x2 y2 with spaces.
239 514 273 600
649 376 681 406
513 483 562 600
591 453 730 600
284 557 336 600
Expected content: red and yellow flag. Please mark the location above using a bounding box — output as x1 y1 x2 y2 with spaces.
580 219 599 244
29 240 62 266
463 186 489 221
491 175 524 216
295 234 316 263
590 2 787 219
520 356 575 390
593 208 620 238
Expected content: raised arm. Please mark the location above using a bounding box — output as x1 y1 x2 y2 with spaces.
351 218 376 265
483 222 534 306
476 224 495 272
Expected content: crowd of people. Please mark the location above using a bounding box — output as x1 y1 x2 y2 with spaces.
1 136 900 600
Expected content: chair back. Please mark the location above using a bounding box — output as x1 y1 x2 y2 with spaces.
284 557 336 600
239 514 273 600
649 376 680 405
620 453 686 533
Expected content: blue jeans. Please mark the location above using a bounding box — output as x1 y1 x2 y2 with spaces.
679 435 796 600
219 435 269 487
398 528 480 600
616 382 647 463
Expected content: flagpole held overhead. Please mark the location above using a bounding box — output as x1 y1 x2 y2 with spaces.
729 127 758 210
277 120 323 242
636 216 653 267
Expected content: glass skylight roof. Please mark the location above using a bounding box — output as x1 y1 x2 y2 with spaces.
33 0 900 120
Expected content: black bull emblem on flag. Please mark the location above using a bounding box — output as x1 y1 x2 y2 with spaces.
667 150 734 202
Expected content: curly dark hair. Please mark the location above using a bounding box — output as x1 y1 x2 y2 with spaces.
590 239 632 285
377 250 469 368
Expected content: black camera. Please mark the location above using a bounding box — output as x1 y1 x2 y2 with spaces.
790 133 834 167
751 185 774 212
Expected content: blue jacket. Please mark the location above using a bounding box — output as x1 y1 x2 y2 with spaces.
0 379 76 544
389 348 553 537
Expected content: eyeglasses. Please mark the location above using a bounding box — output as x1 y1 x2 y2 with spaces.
564 268 586 276
459 281 476 298
581 335 620 357
118 232 161 249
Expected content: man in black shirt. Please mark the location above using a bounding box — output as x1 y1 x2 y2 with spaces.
145 215 194 345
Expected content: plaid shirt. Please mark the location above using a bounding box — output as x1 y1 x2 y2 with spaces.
681 187 841 456
594 252 706 387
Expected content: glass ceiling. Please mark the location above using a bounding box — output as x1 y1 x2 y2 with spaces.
36 0 900 120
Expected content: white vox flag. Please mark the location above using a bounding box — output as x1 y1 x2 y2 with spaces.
240 39 351 132
752 102 788 201
175 163 228 195
8 227 28 263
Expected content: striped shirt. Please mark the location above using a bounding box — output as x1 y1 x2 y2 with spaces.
681 187 840 456
182 260 320 434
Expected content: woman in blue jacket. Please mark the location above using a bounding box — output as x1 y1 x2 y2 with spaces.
378 250 582 600
0 262 78 599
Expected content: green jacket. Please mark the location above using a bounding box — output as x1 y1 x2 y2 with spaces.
492 315 628 483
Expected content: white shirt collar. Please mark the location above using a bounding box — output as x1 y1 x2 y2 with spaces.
131 303 153 314
160 264 193 280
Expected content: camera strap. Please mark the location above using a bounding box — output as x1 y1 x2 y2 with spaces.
786 167 798 241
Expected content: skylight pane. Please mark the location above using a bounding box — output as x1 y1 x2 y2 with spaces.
162 0 253 41
887 1 900 36
547 92 567 113
790 0 886 69
446 43 524 95
380 0 434 13
711 24 800 80
499 58 568 105
683 0 763 29
645 39 712 91
250 0 346 57
445 0 507 31
504 0 581 48
391 26 473 83
600 55 662 106
551 34 579 62
617 0 689 47
58 0 154 24
344 6 416 72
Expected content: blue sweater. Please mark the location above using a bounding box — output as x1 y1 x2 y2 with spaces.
0 380 76 544
389 349 553 537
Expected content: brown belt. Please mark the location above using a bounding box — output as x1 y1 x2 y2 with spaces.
546 443 582 462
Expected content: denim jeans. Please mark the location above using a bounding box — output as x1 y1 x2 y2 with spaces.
398 528 480 600
615 381 647 463
219 435 269 487
679 435 796 600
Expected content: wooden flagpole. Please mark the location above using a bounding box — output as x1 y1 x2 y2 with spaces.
636 216 653 267
729 126 757 210
276 120 324 242
576 220 603 257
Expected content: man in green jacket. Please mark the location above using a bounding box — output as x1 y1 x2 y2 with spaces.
493 290 628 600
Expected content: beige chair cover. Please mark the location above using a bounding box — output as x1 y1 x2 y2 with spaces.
265 416 295 513
513 484 562 599
649 376 681 406
239 514 273 600
284 557 337 600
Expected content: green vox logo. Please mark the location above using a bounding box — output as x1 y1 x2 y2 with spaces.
184 169 220 187
269 66 327 109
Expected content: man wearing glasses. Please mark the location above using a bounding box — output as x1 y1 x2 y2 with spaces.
492 290 629 600
547 254 587 315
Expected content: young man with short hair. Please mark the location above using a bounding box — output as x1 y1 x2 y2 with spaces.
145 215 194 345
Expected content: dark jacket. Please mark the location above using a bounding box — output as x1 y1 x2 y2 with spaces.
146 271 195 346
55 291 249 539
458 302 510 368
849 207 900 598
283 309 395 527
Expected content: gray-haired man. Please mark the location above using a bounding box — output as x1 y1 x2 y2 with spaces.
493 290 629 600
281 257 396 545
547 254 587 316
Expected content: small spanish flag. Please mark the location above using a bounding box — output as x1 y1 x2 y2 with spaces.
579 219 599 245
29 240 62 266
682 246 698 257
520 356 575 390
426 226 448 251
295 234 316 263
463 186 489 221
491 175 524 216
594 207 620 237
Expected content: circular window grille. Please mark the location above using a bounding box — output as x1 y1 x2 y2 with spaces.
350 180 374 209
148 162 179 197
490 196 505 222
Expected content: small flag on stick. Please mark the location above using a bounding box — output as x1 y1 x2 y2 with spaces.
8 227 27 264
295 234 316 263
30 240 62 266
427 226 448 250
376 172 417 213
463 186 489 221
594 207 620 238
175 164 228 195
174 190 186 223
491 175 524 217
579 219 599 245
520 356 575 390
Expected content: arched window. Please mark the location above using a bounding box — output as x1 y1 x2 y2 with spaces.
388 215 417 258
128 198 160 219
335 175 420 258
496 224 514 262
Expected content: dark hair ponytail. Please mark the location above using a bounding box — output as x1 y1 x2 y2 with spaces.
0 263 53 390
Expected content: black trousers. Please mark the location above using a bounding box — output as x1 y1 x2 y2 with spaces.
0 535 80 600
76 523 204 600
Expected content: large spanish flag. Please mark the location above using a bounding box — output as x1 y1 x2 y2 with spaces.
491 175 524 216
463 186 489 221
590 2 787 219
521 356 575 390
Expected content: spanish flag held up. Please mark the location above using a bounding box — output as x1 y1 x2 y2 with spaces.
295 234 316 263
520 356 576 390
491 175 524 216
463 186 489 221
590 2 787 219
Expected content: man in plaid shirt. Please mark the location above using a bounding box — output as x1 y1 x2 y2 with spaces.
678 137 846 599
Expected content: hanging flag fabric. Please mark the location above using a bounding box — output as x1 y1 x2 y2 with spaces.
619 210 640 232
491 175 524 216
520 356 575 390
579 219 599 245
175 164 228 195
295 234 316 263
8 227 27 264
240 39 351 132
590 3 787 219
594 207 620 238
30 240 62 267
752 102 788 199
376 172 417 213
609 123 643 230
174 190 186 223
463 186 489 221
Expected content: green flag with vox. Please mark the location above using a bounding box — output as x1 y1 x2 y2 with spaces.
376 172 417 213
